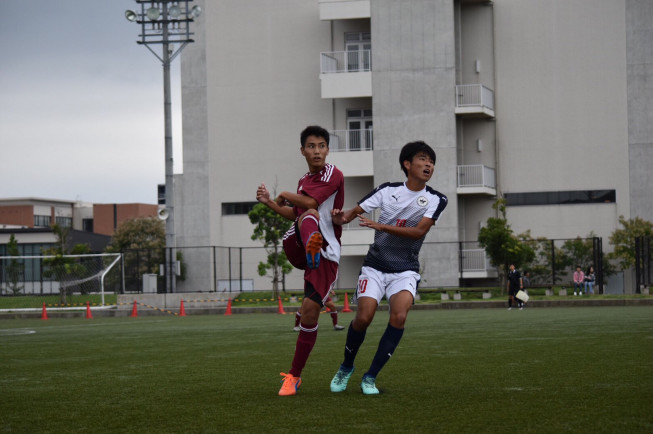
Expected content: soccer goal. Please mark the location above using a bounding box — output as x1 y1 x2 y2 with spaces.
0 253 122 307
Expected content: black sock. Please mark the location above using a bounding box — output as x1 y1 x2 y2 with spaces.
342 321 366 369
365 323 404 379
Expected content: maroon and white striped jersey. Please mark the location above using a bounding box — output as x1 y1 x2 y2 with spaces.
293 163 345 263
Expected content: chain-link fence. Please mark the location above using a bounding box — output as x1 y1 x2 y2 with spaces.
117 237 609 294
459 237 607 293
635 236 651 293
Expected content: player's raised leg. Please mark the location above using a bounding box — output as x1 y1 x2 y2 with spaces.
298 210 322 269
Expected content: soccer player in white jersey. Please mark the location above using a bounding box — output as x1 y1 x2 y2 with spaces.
329 141 448 395
256 125 345 396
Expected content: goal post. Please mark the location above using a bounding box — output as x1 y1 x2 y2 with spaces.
0 253 122 308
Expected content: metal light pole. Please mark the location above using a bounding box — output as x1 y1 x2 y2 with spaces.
125 1 202 293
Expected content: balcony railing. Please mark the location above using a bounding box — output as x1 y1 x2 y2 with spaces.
457 165 496 189
320 50 372 73
460 249 493 273
329 129 373 152
456 84 494 110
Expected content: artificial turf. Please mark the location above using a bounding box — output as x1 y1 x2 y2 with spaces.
1 306 651 433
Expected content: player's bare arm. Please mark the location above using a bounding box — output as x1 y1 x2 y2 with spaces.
359 215 435 240
331 205 365 226
276 191 319 211
256 183 296 221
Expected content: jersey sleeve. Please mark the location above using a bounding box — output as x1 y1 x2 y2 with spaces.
425 191 448 222
357 182 392 213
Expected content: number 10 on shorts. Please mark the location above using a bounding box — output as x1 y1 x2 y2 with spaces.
357 279 368 294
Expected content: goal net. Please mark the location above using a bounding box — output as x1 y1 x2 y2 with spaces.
0 253 122 308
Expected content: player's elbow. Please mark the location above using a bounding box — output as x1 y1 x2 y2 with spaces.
408 229 428 240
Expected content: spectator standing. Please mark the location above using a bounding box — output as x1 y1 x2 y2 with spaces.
507 264 524 310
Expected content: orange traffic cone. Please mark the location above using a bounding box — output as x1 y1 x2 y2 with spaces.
85 301 93 319
277 297 286 314
41 302 49 320
342 293 352 313
179 299 186 317
225 298 232 316
130 300 138 318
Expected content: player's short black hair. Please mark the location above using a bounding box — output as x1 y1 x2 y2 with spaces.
300 125 330 147
399 141 436 176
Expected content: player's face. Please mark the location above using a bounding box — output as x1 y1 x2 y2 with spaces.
406 151 435 183
301 135 329 173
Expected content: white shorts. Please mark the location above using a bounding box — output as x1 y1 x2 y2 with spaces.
354 266 420 304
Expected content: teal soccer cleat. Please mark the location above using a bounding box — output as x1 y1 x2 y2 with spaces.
330 366 354 393
360 375 380 395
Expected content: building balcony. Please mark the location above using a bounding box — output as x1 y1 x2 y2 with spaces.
320 50 372 98
327 129 373 175
318 0 370 20
329 129 373 152
460 249 498 279
457 165 496 195
455 84 495 118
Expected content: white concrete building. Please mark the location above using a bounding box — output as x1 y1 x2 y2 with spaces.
173 0 652 292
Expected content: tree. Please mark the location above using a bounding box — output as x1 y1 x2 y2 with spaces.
478 199 535 292
248 202 293 299
105 217 166 286
5 234 24 295
106 217 166 252
42 224 91 304
608 215 653 269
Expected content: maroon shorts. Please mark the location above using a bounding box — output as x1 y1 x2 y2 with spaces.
283 226 338 306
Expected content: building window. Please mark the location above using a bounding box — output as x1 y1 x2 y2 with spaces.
158 184 166 205
0 242 56 282
345 32 371 72
346 109 373 151
34 215 51 227
82 219 94 232
504 190 616 206
222 202 258 215
55 217 72 228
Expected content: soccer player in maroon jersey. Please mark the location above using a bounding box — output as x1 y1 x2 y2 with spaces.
256 125 345 396
329 141 448 394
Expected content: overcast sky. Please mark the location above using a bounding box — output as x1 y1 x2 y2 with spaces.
0 0 184 204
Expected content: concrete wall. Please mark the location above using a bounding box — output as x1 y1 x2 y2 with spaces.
494 0 630 241
371 0 460 286
626 0 653 220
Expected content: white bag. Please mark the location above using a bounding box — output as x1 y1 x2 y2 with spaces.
515 290 529 303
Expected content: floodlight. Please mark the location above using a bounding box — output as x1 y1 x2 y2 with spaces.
169 5 182 18
190 5 202 18
125 10 137 22
146 7 161 20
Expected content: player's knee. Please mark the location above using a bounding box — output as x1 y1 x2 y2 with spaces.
299 209 319 221
389 311 408 328
353 314 373 330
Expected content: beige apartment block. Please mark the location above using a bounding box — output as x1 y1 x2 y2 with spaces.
174 0 652 293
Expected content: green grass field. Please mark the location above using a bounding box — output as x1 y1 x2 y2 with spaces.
1 306 652 433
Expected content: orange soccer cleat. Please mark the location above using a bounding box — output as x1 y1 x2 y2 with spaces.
278 372 302 396
305 231 323 269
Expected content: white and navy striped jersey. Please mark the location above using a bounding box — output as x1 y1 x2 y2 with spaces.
358 182 448 273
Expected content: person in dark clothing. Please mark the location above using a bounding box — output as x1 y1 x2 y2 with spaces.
507 264 524 310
